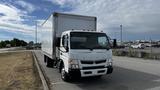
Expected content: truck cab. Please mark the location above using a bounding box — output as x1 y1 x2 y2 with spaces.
59 30 113 81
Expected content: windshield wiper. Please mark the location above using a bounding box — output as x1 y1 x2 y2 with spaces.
78 45 90 49
92 46 110 50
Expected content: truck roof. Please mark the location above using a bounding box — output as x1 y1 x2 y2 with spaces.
63 30 105 34
53 12 96 19
41 12 96 26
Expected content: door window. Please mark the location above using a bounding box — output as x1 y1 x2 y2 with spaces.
62 35 68 48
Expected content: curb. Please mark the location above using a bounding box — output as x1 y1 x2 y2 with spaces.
32 51 50 90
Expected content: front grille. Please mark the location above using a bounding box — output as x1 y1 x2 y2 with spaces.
81 61 93 64
82 66 105 70
81 60 106 64
95 60 106 64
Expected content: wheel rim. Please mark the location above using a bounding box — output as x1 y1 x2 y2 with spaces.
61 68 65 79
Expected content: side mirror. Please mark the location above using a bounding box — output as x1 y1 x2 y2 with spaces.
113 39 117 48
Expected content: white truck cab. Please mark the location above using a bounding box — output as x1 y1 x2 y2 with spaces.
59 30 113 81
41 12 113 81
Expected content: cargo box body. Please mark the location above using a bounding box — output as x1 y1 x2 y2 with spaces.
41 12 97 59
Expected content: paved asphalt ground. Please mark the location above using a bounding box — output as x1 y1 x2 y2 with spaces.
34 50 160 90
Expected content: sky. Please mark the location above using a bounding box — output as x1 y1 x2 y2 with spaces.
0 0 160 42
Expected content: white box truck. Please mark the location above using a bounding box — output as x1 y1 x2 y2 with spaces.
41 12 113 81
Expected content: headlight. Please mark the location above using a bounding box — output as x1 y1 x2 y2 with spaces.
108 62 112 66
69 59 79 69
108 59 112 62
69 59 78 64
106 59 113 66
70 64 79 69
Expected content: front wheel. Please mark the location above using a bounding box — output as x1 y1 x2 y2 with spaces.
95 75 102 78
61 66 70 81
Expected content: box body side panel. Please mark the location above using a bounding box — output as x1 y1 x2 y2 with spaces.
41 15 54 59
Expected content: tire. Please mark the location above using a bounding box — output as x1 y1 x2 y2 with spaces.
44 55 47 63
46 57 53 68
61 65 70 81
95 75 102 78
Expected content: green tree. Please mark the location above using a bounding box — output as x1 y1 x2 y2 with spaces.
0 41 6 48
10 39 16 47
20 40 27 46
4 40 10 44
0 38 27 48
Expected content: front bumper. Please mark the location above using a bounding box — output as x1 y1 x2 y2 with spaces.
106 66 113 74
68 66 113 77
68 69 81 78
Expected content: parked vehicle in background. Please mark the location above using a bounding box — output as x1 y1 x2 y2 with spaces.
41 12 113 81
131 43 145 49
6 44 11 48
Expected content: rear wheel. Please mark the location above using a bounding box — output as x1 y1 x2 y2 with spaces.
44 55 47 63
46 57 53 68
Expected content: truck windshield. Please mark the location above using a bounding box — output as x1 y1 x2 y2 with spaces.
70 32 110 49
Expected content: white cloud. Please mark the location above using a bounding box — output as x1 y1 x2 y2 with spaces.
46 0 79 8
37 19 45 25
0 4 35 36
0 22 34 33
15 0 37 13
0 4 26 22
50 0 160 34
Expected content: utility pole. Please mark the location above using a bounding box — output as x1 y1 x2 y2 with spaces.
120 24 122 45
150 37 152 57
35 21 37 44
35 21 37 50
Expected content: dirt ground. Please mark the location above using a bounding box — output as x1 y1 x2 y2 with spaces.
0 51 42 90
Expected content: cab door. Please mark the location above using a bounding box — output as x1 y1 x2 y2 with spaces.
60 34 69 72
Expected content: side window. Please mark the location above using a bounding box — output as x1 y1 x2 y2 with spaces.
98 37 107 47
64 35 68 47
62 35 65 46
62 34 68 47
